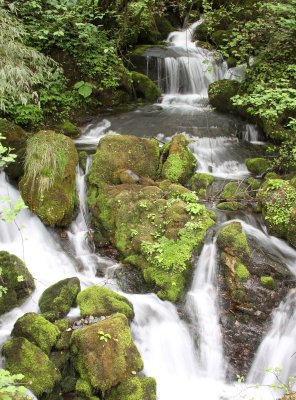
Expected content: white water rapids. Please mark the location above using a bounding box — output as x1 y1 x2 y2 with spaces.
1 20 296 400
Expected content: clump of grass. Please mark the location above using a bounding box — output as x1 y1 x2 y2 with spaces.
23 130 70 195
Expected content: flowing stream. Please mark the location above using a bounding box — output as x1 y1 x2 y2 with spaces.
1 21 296 400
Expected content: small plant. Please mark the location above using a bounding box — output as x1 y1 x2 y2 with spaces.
97 330 111 343
130 228 138 238
0 369 30 400
185 202 205 216
73 81 95 98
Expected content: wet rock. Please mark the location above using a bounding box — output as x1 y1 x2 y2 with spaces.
12 312 60 354
2 337 61 396
70 314 143 393
161 134 197 184
0 118 29 179
39 277 81 321
19 130 78 227
78 151 88 173
77 285 134 320
131 71 161 102
257 178 296 245
114 265 154 294
106 377 157 400
0 251 35 316
245 157 271 175
56 120 79 138
218 225 294 377
189 172 215 197
217 201 245 211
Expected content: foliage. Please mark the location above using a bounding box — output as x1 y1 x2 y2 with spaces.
0 369 30 400
0 134 16 168
98 330 112 343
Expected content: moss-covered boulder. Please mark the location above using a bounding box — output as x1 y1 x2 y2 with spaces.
106 377 157 400
189 172 214 196
19 130 78 227
208 79 240 114
217 201 245 211
0 118 29 179
57 120 79 138
55 319 73 350
77 285 134 320
39 277 81 321
88 135 160 186
220 181 249 201
70 314 143 393
161 135 196 184
88 180 214 302
0 251 35 316
217 222 250 261
211 29 229 46
257 179 296 242
193 23 210 41
2 337 61 396
131 71 161 102
12 312 60 354
245 158 271 175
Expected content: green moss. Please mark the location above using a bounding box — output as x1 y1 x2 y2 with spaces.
257 179 296 239
245 158 271 175
211 29 228 46
2 337 61 396
50 350 70 369
260 276 275 290
57 120 79 137
235 263 250 281
106 377 157 400
131 71 161 102
76 378 93 398
131 44 166 56
55 319 73 350
161 135 197 184
217 201 244 211
287 211 296 248
87 135 160 186
79 151 88 173
77 285 134 320
70 314 143 393
0 251 35 316
12 312 60 354
19 130 78 227
233 289 245 301
221 182 248 201
193 23 210 41
189 172 214 192
39 277 81 321
246 177 261 191
217 222 250 260
208 80 240 113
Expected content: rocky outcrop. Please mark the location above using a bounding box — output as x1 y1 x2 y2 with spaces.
0 251 35 316
70 313 143 394
39 277 81 321
19 130 78 227
106 377 157 400
77 285 134 320
131 71 161 102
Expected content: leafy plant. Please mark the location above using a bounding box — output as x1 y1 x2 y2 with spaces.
0 369 30 400
73 81 94 99
97 330 111 343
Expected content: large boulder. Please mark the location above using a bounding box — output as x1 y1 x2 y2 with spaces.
0 118 29 179
208 79 240 114
245 158 271 175
131 71 161 102
12 312 60 354
77 285 134 320
39 277 81 321
106 377 157 400
2 337 61 396
87 135 160 186
0 251 35 316
257 178 296 243
70 314 143 393
19 130 78 227
161 135 197 184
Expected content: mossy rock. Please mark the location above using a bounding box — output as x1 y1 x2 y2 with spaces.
70 314 143 393
106 377 157 400
189 172 214 194
208 80 240 114
12 312 60 354
131 71 161 102
246 177 261 191
77 285 134 320
79 151 88 173
261 118 290 141
161 135 196 184
211 29 229 46
2 337 61 396
235 263 250 281
76 378 93 398
55 319 73 350
257 179 296 240
217 222 250 260
260 276 275 290
0 118 29 179
193 23 210 41
155 15 175 38
39 277 81 321
287 210 296 248
0 251 35 316
57 120 79 138
87 135 160 186
19 130 78 227
217 201 244 211
220 181 248 201
196 41 213 50
245 158 271 175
